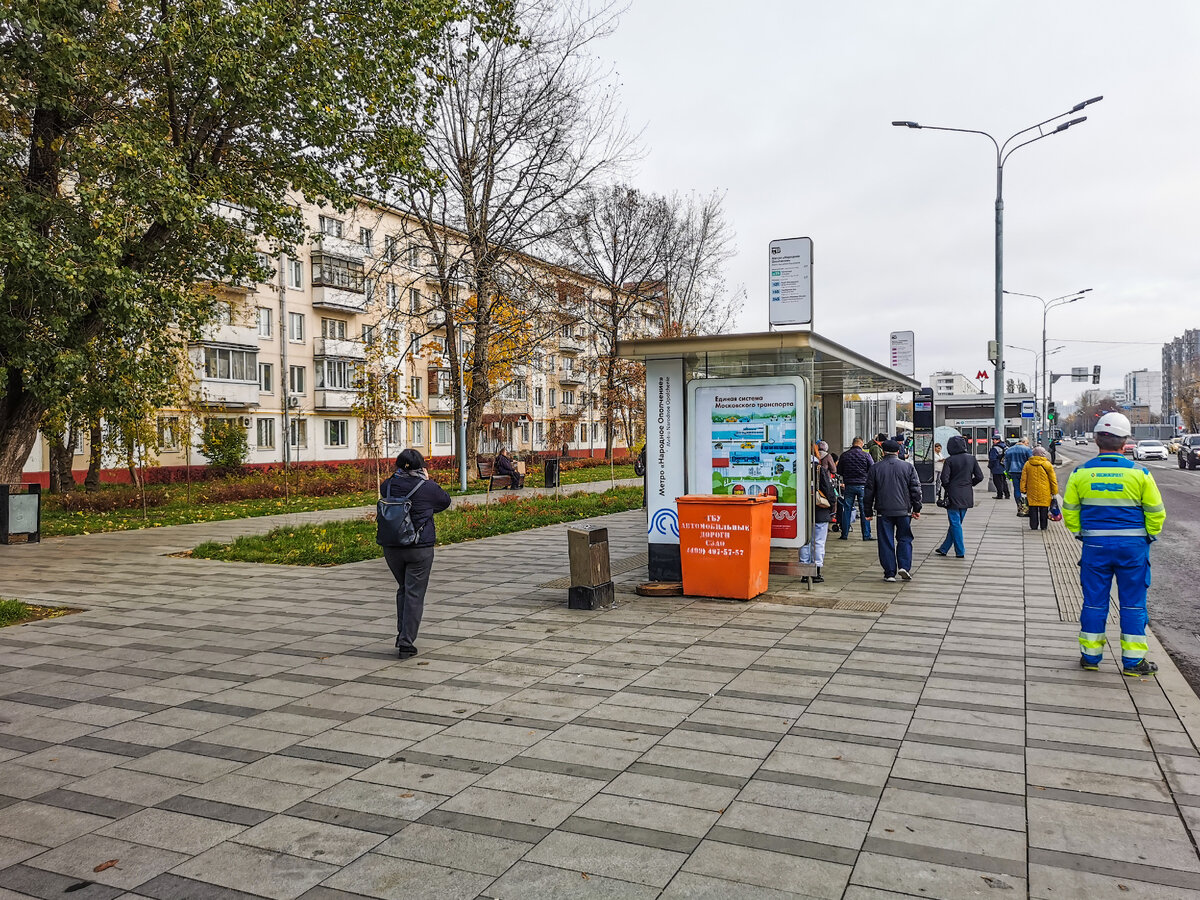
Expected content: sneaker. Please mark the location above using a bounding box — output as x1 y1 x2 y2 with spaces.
934 548 948 557
883 575 897 583
1079 656 1100 671
1123 660 1158 678
898 569 911 581
863 535 875 541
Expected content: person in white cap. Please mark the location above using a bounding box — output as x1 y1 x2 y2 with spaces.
1064 412 1166 677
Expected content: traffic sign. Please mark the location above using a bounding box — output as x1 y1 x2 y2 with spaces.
1021 400 1035 419
768 237 813 326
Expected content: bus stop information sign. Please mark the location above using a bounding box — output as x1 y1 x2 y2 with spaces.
769 237 813 326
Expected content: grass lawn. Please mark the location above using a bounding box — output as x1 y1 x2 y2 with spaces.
189 486 644 566
0 598 77 628
41 463 639 538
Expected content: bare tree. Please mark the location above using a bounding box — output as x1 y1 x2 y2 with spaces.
660 191 741 336
1172 363 1200 432
385 0 633 467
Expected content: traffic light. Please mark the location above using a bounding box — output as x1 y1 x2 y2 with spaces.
1048 403 1057 423
1092 365 1101 385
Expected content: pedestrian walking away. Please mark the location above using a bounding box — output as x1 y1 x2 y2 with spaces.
988 435 1010 499
1021 446 1058 531
1005 437 1033 509
378 449 452 659
866 432 887 463
864 440 923 582
836 436 874 541
935 434 984 558
800 453 836 583
1065 413 1166 678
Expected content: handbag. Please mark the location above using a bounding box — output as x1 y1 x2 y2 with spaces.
1049 495 1063 522
376 477 425 547
814 489 831 509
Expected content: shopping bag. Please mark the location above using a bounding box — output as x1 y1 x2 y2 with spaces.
1049 495 1063 522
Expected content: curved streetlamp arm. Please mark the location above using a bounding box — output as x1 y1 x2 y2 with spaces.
999 96 1102 157
1000 118 1086 167
900 124 1000 160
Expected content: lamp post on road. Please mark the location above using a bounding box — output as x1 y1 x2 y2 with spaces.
1004 288 1091 444
892 96 1102 440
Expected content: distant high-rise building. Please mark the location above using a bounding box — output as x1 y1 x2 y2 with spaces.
929 371 977 396
1163 330 1200 421
1124 368 1162 416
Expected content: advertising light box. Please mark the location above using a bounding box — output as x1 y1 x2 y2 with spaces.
687 376 809 548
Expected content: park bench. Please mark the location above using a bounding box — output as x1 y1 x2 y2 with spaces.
477 458 516 491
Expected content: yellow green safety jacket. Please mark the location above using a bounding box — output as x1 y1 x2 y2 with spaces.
1063 453 1165 541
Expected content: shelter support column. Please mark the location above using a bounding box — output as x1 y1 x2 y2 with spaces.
819 393 845 455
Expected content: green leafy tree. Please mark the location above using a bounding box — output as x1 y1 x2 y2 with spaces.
199 419 249 471
0 0 512 482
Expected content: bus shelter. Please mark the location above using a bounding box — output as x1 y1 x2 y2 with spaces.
617 330 921 582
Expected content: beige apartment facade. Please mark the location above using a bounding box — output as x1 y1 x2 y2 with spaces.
22 197 642 484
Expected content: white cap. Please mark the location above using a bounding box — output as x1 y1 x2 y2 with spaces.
1094 412 1132 438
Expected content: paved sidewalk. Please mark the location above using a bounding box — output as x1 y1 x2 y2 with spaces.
1 490 1199 898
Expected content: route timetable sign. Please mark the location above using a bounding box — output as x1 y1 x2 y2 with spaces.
889 331 915 378
768 237 813 326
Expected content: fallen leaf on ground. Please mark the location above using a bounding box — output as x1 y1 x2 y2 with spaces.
399 793 414 799
581 873 590 880
93 860 118 872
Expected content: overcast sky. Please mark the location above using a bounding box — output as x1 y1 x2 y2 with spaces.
600 1 1199 405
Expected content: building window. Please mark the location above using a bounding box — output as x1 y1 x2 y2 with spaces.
258 362 274 393
325 419 348 448
521 422 530 443
289 418 308 449
257 417 275 449
580 423 587 443
429 369 450 397
384 235 398 261
255 252 273 282
408 244 420 267
549 388 556 408
562 390 575 405
203 347 256 381
409 288 422 313
318 215 343 238
535 421 544 443
360 227 374 255
461 339 474 359
411 419 425 445
386 420 403 446
317 359 357 390
592 422 600 441
320 318 347 340
512 380 527 400
435 420 452 445
311 253 365 292
157 417 180 451
563 357 574 375
289 365 306 394
534 386 543 406
385 328 401 354
257 307 272 338
213 301 232 325
288 311 305 342
409 376 422 400
287 259 303 289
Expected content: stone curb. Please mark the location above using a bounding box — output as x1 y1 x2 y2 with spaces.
1146 626 1200 750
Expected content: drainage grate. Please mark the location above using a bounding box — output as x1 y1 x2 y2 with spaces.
834 599 890 613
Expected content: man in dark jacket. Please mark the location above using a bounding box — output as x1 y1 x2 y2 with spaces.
936 435 985 558
988 436 1009 499
864 440 923 582
836 437 874 541
493 447 524 488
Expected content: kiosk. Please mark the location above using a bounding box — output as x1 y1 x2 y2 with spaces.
618 331 921 583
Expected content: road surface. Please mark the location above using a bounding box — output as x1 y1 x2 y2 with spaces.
1062 444 1200 692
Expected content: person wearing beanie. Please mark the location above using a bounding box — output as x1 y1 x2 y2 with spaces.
864 439 923 582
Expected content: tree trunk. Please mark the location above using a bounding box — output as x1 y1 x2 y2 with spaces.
47 427 78 493
0 386 45 485
85 420 102 490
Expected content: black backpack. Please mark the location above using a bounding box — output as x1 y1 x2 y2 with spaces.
376 477 424 547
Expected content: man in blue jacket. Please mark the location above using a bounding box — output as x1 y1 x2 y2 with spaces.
836 437 874 541
1004 438 1033 511
988 435 1009 499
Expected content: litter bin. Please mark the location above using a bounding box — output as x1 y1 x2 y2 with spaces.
676 495 774 600
543 457 560 489
0 484 41 544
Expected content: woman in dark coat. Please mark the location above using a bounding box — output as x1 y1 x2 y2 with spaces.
935 435 985 559
379 449 452 658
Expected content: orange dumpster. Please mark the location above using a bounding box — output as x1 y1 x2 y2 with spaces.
676 495 775 600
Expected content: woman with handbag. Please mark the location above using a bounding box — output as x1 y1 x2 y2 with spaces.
800 449 836 583
935 435 985 559
378 449 452 658
1020 446 1059 531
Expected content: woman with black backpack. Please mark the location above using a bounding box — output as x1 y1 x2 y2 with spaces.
378 449 452 659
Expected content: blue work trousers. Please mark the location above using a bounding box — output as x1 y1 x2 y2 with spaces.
937 508 967 558
876 515 914 578
1078 539 1151 669
1008 473 1023 505
839 485 871 538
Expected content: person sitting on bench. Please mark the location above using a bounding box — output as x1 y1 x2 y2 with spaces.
494 447 524 488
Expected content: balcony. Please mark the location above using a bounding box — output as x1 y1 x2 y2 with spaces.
199 322 259 348
315 337 366 360
315 389 359 411
428 395 455 414
311 286 368 313
195 380 259 409
315 233 365 262
558 367 585 386
427 308 446 329
558 333 585 353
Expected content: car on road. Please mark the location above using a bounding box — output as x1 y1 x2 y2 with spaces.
1134 440 1169 461
1074 435 1089 445
1179 435 1200 470
1123 436 1138 455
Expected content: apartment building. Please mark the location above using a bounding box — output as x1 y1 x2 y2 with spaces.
22 197 648 482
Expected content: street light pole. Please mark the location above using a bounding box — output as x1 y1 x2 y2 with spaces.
1004 288 1091 443
893 96 1102 439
